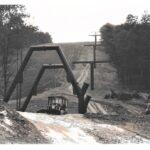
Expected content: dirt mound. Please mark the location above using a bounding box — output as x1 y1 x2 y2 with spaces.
0 100 49 144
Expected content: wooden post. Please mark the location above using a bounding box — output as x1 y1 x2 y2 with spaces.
72 60 110 91
93 45 96 68
81 82 89 95
90 62 94 90
89 33 100 68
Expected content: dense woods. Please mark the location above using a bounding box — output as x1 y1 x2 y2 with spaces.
100 12 150 90
0 5 52 98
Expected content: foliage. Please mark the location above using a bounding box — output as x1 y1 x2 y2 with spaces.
100 12 150 90
0 5 52 98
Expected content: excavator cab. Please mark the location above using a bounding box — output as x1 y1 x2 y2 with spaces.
47 96 68 115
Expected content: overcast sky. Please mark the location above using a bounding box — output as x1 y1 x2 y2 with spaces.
1 0 150 42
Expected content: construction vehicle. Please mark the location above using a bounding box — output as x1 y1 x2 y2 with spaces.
37 96 68 115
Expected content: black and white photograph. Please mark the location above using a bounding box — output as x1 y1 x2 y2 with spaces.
0 0 150 146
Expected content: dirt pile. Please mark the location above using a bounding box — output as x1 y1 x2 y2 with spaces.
0 100 49 144
104 90 149 101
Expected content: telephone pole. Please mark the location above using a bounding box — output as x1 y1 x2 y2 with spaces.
84 32 100 68
72 60 110 90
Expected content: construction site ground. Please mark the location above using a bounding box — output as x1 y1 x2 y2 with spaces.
5 43 150 144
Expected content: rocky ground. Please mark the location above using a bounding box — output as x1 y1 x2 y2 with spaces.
0 101 49 144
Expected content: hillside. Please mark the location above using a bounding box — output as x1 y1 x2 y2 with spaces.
7 42 92 100
2 42 150 143
8 42 93 112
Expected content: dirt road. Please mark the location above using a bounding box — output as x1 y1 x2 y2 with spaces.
20 112 150 144
7 43 150 143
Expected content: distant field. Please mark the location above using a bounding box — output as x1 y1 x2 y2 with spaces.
7 42 93 99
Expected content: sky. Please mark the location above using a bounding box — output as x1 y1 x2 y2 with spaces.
1 0 150 42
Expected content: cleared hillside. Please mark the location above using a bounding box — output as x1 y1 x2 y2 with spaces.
8 42 93 111
7 42 92 100
3 42 150 144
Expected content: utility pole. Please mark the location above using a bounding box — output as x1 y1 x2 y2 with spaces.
72 60 110 90
18 49 23 109
84 32 100 68
16 49 23 110
16 48 19 110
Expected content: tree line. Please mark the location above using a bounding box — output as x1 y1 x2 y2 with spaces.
0 5 52 98
100 11 150 90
